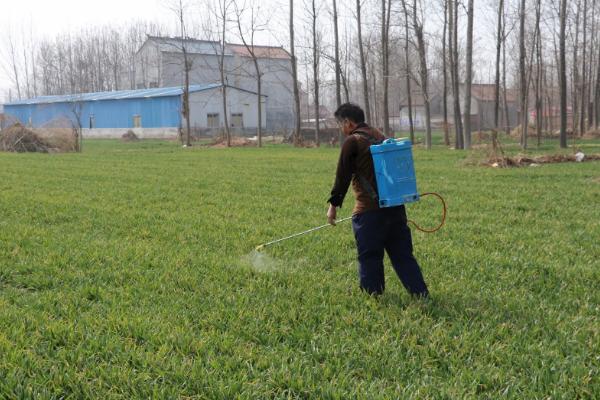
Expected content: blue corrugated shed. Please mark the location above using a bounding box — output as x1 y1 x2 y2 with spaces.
4 84 222 129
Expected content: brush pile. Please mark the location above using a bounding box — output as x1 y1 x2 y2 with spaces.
210 136 255 148
485 153 600 167
0 123 52 153
121 130 140 142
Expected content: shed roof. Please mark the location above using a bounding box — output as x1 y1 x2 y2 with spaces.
227 43 291 60
470 84 518 103
148 36 234 56
145 36 290 60
5 83 264 106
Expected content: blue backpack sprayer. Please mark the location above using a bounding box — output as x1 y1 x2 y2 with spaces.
255 137 446 251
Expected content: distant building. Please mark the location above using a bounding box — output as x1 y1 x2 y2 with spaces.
398 93 428 131
4 84 266 138
133 36 294 131
446 84 519 131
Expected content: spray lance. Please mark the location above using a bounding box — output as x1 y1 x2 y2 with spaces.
254 138 447 252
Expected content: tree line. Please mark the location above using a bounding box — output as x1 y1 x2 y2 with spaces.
3 0 600 149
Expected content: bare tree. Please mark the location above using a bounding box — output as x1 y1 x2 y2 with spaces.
5 30 22 100
519 0 529 149
333 0 342 109
173 0 193 147
234 0 266 147
494 0 505 134
571 0 582 137
70 97 84 153
560 0 568 148
534 0 543 145
411 0 432 149
463 0 474 149
449 0 463 149
356 0 372 124
442 0 450 146
199 0 233 145
290 0 302 146
310 0 322 146
579 0 589 135
381 0 392 136
401 0 415 143
333 0 343 147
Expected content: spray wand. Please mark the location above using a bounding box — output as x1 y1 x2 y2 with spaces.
255 216 353 251
254 192 446 252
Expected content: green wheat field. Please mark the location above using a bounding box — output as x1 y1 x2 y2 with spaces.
1 137 599 398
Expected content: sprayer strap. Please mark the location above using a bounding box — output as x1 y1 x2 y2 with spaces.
352 130 382 201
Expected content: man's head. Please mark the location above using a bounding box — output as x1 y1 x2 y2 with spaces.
334 103 365 135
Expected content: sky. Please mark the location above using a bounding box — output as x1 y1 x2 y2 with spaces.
0 0 500 103
0 0 173 100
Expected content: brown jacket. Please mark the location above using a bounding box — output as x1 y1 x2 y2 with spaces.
328 123 386 215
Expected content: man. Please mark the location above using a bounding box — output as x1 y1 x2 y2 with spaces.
327 103 429 297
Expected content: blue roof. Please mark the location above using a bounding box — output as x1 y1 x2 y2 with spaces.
5 84 224 106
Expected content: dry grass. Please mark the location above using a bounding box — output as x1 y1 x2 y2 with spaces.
210 136 255 148
485 153 600 167
0 124 77 153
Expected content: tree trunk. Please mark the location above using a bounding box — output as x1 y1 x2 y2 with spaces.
357 0 372 124
502 18 511 136
535 0 543 146
401 0 415 143
179 2 192 147
494 0 504 132
290 0 302 146
233 2 263 146
382 0 392 136
559 0 568 148
572 0 582 136
442 0 450 146
518 0 528 149
333 0 342 109
333 0 343 146
449 0 463 149
463 0 474 149
595 33 600 129
412 0 431 148
255 59 263 147
312 0 320 147
219 5 230 148
580 0 589 136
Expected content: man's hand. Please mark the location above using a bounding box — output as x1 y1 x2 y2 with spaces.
327 204 337 226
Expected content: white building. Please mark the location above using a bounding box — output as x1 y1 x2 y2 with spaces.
133 36 293 131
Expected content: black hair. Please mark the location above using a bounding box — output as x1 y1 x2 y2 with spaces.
334 103 365 124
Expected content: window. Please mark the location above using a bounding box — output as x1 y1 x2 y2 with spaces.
207 113 220 128
133 115 141 128
89 115 95 129
231 113 243 128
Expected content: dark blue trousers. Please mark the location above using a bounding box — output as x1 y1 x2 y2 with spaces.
352 206 429 297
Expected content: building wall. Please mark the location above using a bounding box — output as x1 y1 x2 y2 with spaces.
189 88 266 131
134 41 163 89
140 49 294 130
399 106 427 130
5 96 181 130
477 101 518 131
445 88 519 131
84 127 179 139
